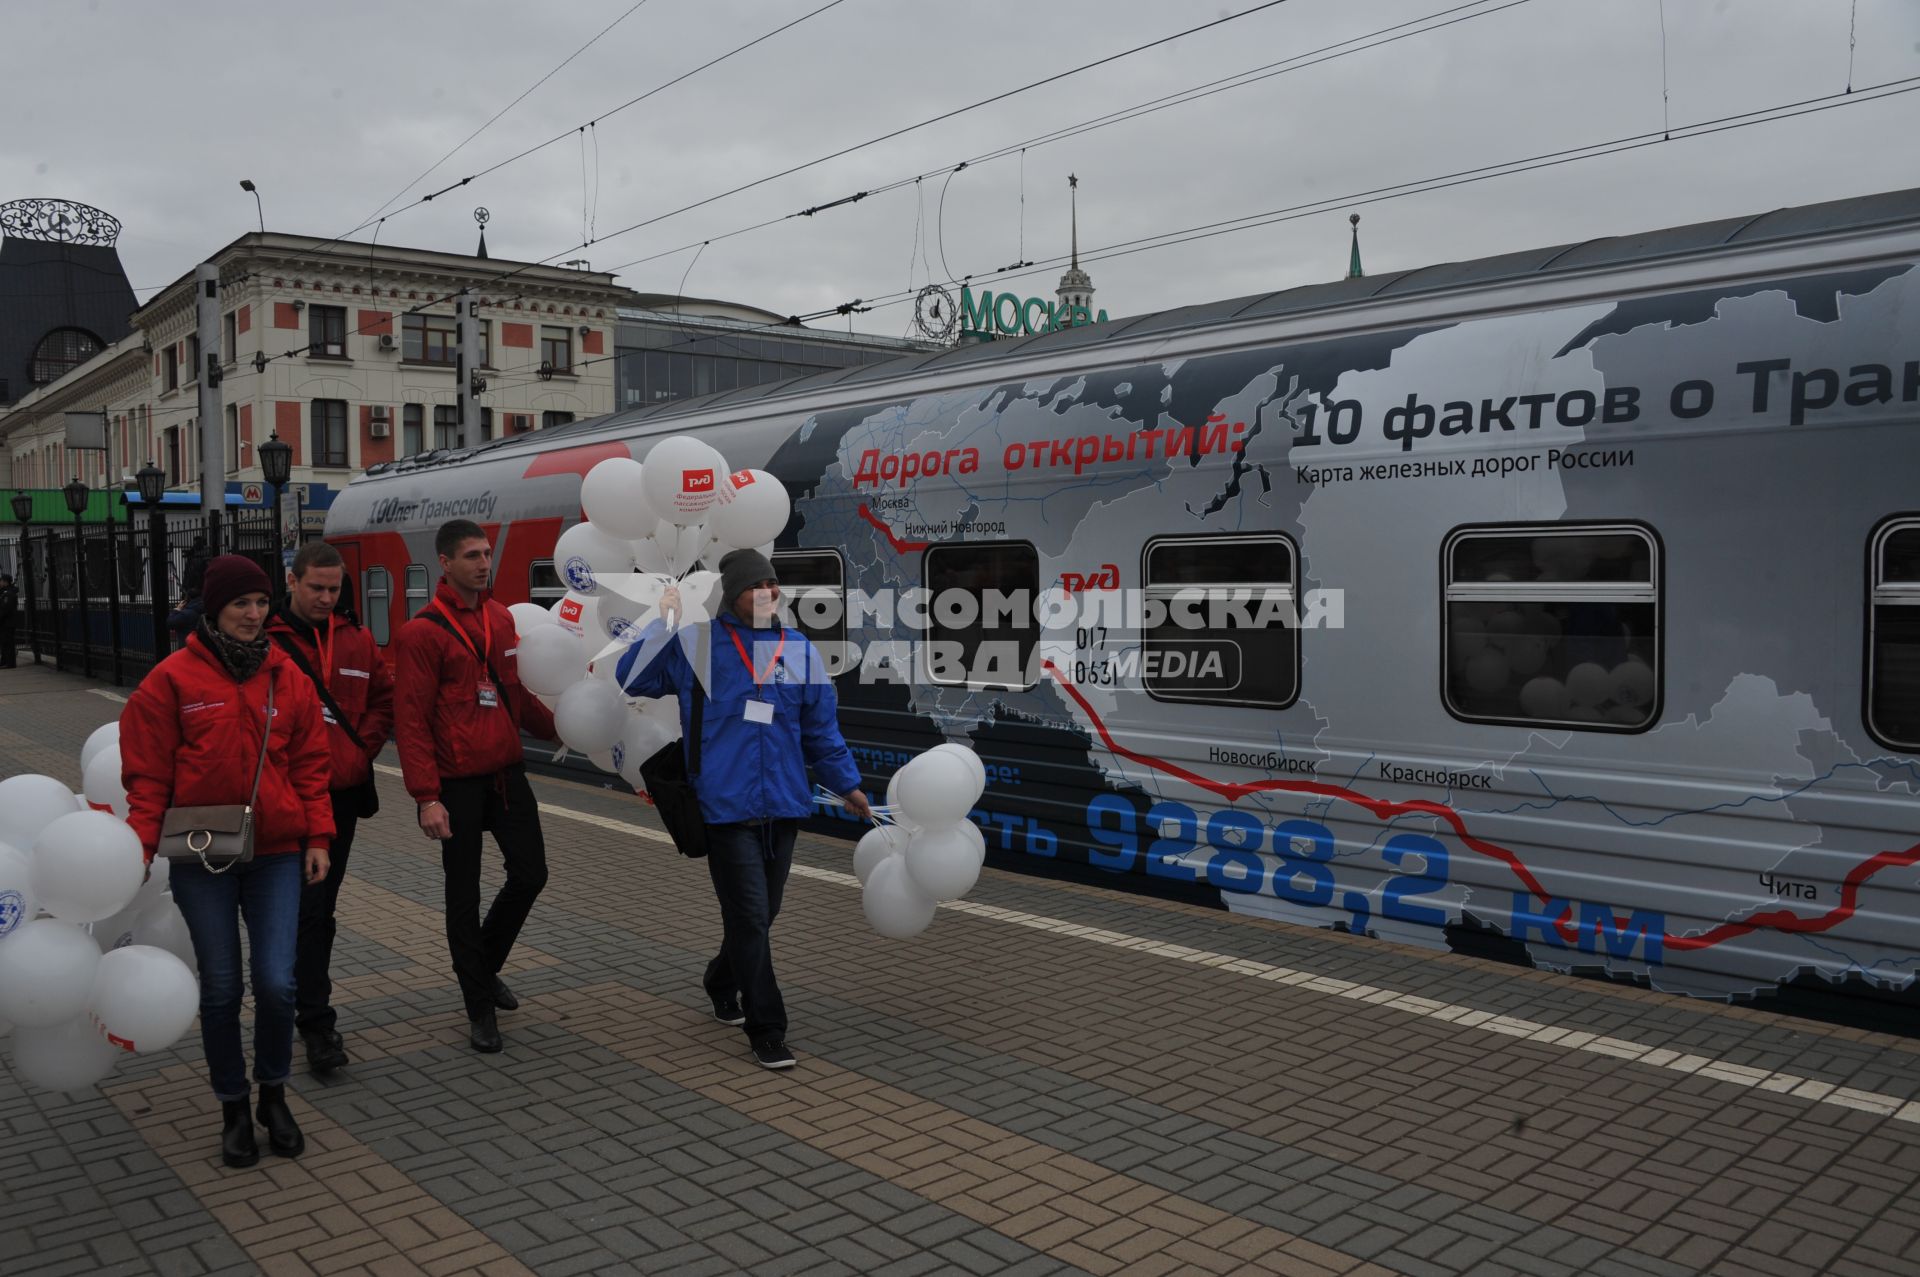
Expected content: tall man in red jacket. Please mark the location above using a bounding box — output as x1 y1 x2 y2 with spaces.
393 519 558 1053
266 541 395 1074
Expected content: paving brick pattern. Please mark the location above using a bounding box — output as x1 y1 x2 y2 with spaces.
2 662 1918 1276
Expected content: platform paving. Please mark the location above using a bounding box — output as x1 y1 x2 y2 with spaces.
1 660 1916 1276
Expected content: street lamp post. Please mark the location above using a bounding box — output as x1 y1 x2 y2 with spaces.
64 476 93 679
10 491 37 666
136 461 169 665
260 431 292 572
239 179 264 234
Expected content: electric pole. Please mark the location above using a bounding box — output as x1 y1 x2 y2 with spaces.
456 289 482 447
195 263 225 551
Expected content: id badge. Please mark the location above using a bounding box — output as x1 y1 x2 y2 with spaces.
477 680 501 709
743 699 774 725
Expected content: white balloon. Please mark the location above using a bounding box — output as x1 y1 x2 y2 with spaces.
1609 658 1655 709
0 775 83 852
894 750 978 827
630 534 671 574
641 436 728 525
679 570 721 623
554 680 630 754
517 624 588 696
884 771 916 830
89 944 199 1054
853 824 910 886
1565 662 1611 708
0 919 104 1028
8 1013 121 1094
862 855 937 940
550 592 593 637
131 853 170 912
580 456 657 540
88 897 144 954
31 811 144 926
1463 649 1510 694
553 521 633 598
586 748 617 773
1518 677 1571 720
904 823 986 903
928 743 987 805
80 722 121 774
711 469 792 549
612 712 677 791
507 602 552 638
130 894 196 974
82 745 129 820
0 841 40 944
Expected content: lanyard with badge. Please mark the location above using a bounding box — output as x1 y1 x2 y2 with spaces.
430 598 499 709
728 625 783 724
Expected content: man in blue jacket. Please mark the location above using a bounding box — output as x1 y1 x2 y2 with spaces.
618 548 871 1069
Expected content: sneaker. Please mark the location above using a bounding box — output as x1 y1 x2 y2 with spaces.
751 1037 795 1070
710 996 746 1027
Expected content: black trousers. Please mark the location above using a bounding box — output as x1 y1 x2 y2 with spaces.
439 765 547 1017
293 788 361 1034
0 619 15 667
703 819 798 1043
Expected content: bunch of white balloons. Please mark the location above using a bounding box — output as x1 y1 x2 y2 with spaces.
850 744 989 939
506 436 795 790
0 722 201 1095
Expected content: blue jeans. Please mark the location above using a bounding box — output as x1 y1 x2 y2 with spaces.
169 851 302 1101
704 820 797 1043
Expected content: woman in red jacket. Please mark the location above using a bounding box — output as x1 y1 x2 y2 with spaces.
121 555 334 1168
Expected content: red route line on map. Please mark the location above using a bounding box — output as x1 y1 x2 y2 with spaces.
1042 660 1920 952
859 504 929 552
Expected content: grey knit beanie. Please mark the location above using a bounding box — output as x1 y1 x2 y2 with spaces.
718 548 778 611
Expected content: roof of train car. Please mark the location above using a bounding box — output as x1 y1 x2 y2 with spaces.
363 185 1920 480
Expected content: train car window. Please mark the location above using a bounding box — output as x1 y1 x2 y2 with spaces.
924 542 1040 691
363 567 391 645
1443 525 1660 731
1867 518 1920 750
1142 534 1297 709
529 560 567 603
772 549 850 676
404 565 430 619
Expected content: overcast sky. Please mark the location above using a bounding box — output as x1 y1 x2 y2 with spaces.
5 0 1917 338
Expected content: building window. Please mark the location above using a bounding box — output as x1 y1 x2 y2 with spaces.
1142 534 1297 709
309 305 348 359
30 328 103 384
311 399 349 467
403 403 424 457
1867 517 1920 749
541 326 572 373
772 550 850 676
529 560 567 603
1442 524 1659 730
923 542 1039 690
432 405 460 450
480 407 493 442
223 310 238 363
165 344 180 392
540 411 575 430
225 405 241 474
402 312 458 364
363 567 391 644
405 565 430 618
185 335 201 383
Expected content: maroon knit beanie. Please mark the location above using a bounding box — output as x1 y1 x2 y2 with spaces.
200 554 271 618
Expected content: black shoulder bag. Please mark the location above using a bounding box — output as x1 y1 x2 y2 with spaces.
271 631 380 818
638 682 707 858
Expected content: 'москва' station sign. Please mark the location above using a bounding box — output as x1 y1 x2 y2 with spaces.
960 286 1109 339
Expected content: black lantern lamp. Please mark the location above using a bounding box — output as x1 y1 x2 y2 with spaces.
134 461 165 507
259 432 292 487
9 491 31 523
63 476 89 517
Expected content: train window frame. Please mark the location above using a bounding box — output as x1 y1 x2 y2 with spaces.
1865 515 1920 751
404 565 431 619
1140 533 1300 710
922 540 1041 692
772 549 850 677
1441 522 1662 733
529 559 567 604
363 567 391 645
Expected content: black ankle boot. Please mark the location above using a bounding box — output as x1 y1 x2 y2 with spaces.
221 1098 259 1168
254 1084 305 1158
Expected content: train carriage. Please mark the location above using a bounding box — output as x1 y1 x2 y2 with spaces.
326 187 1920 1017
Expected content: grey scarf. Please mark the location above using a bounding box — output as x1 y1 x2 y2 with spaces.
198 617 270 682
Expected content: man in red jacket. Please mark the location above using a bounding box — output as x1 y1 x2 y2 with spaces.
393 518 558 1053
267 540 395 1075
